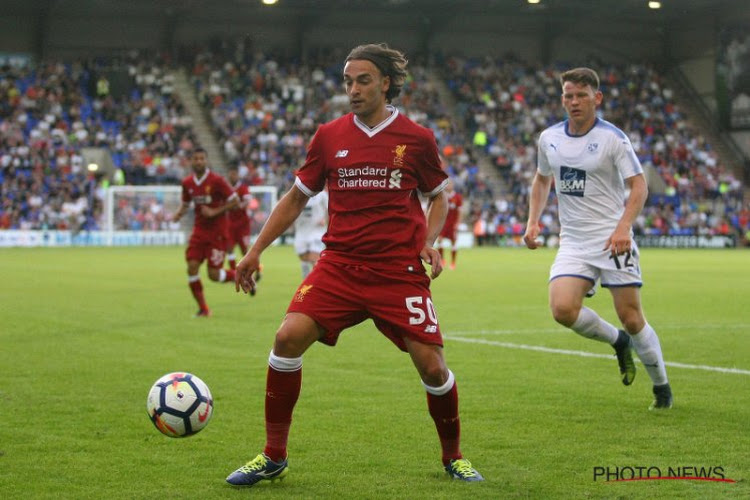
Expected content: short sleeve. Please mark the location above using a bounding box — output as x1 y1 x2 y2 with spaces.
612 134 643 180
417 131 449 197
181 180 190 203
296 127 327 195
537 134 553 176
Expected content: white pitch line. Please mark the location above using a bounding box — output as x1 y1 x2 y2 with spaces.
443 335 750 376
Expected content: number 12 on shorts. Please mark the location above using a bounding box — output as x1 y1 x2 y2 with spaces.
405 296 438 325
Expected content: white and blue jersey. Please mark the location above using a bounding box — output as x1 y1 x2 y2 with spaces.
537 118 643 249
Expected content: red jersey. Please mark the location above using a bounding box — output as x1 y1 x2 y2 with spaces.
444 191 463 230
295 107 448 267
181 169 236 236
227 182 252 228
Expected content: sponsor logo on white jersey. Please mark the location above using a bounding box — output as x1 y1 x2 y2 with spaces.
559 166 586 197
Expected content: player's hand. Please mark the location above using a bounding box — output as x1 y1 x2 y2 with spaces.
420 246 443 279
523 225 541 249
200 205 217 218
604 224 631 256
235 250 259 296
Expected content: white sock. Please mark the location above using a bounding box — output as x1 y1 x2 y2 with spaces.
227 254 236 265
268 350 302 372
570 306 619 344
301 261 313 278
218 268 227 282
629 323 668 386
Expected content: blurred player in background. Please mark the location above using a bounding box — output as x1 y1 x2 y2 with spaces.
523 67 672 410
172 148 238 317
293 189 328 278
225 165 262 290
437 179 462 270
226 43 483 487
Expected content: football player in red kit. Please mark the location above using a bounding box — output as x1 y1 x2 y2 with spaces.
226 44 483 487
437 179 463 270
172 148 239 317
225 165 253 269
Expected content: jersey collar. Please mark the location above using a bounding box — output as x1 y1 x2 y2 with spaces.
193 169 210 186
564 117 599 137
353 105 399 138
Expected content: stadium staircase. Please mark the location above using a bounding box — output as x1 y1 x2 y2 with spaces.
426 68 508 201
668 68 750 192
172 69 228 172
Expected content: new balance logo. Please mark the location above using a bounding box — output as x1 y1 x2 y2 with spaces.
335 149 349 158
424 325 437 333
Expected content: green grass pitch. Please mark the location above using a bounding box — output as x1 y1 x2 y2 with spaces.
1 246 748 499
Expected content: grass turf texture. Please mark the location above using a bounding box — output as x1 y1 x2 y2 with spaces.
0 246 748 499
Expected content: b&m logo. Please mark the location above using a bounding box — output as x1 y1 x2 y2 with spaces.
559 166 586 197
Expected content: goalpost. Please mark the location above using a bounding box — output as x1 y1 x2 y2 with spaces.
105 185 278 247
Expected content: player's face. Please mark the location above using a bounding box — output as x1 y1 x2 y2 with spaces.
227 169 239 184
561 81 602 133
343 59 390 125
191 152 207 175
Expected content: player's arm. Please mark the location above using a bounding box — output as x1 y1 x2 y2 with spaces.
523 171 553 249
171 202 190 222
421 189 449 279
200 193 239 218
235 185 310 293
605 173 647 255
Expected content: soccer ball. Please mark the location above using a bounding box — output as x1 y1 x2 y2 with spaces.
146 372 213 437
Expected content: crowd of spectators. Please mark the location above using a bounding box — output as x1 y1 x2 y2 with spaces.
0 51 198 231
1 43 748 245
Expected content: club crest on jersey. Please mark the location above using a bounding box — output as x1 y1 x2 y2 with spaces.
392 144 407 167
587 143 599 154
559 166 586 197
294 284 313 302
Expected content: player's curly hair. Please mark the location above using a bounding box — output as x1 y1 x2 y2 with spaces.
560 67 600 91
345 43 408 103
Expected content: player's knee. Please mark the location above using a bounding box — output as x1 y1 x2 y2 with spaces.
619 313 645 334
550 304 578 328
419 362 450 388
206 269 220 281
422 368 454 394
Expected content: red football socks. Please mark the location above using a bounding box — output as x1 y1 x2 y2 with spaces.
264 365 302 463
427 383 462 465
188 279 208 311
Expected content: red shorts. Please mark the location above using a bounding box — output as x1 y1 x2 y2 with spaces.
286 259 443 352
439 224 458 242
185 231 227 268
227 223 251 251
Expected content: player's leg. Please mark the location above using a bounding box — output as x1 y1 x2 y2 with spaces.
206 243 235 284
449 235 457 270
186 257 210 316
226 312 323 486
226 241 237 270
404 337 483 482
298 252 313 278
549 276 634 385
610 286 671 409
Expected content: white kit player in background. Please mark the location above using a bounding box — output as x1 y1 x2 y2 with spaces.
523 67 673 410
293 189 329 278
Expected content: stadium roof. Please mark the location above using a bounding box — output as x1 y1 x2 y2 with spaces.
9 0 749 22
